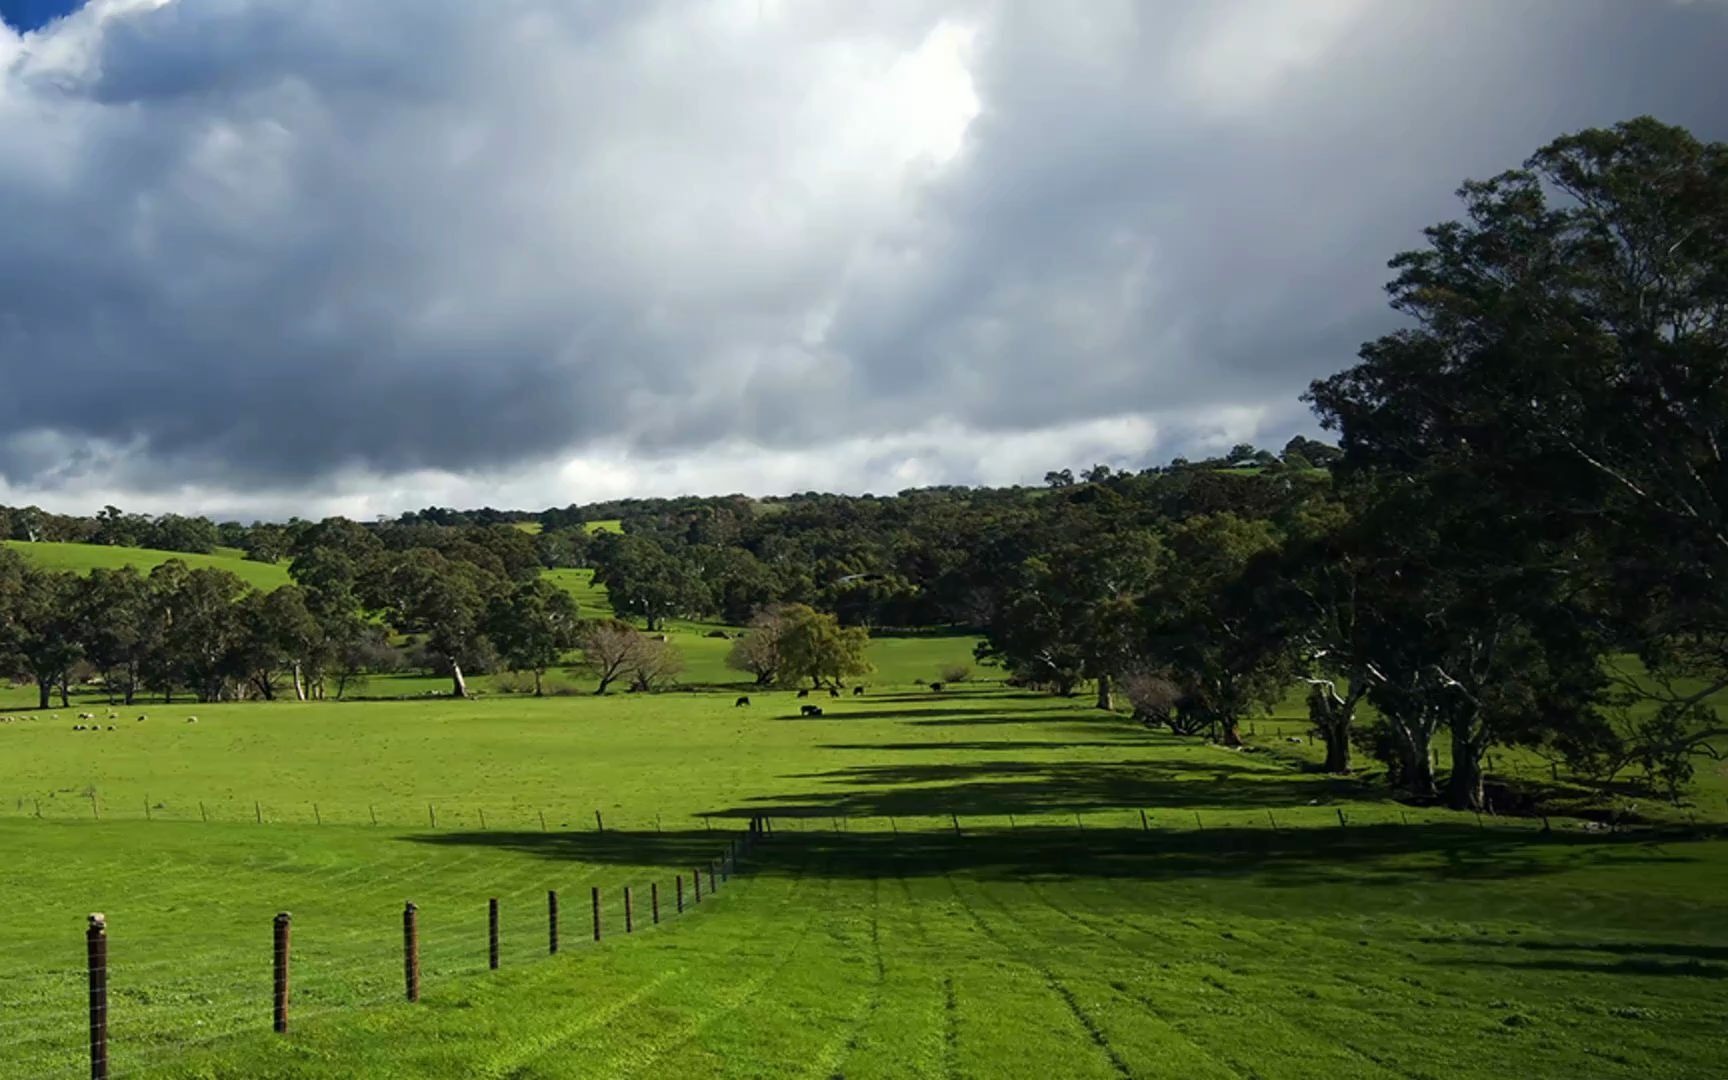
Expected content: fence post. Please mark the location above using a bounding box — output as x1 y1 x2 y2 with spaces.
370 804 378 826
889 816 897 834
624 887 634 934
488 898 501 970
708 862 718 894
255 800 261 824
90 793 99 820
677 874 685 913
87 913 108 1080
143 796 151 822
592 887 602 942
693 867 702 904
313 803 321 826
951 813 962 836
1194 811 1203 830
548 890 560 955
539 810 547 832
1336 808 1347 828
403 902 420 1002
1266 811 1279 832
1140 809 1149 832
428 803 436 829
595 810 604 832
199 801 207 823
479 808 487 831
651 882 660 924
273 912 291 1034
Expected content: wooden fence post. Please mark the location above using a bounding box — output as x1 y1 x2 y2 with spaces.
273 912 292 1034
87 913 108 1080
1140 809 1149 832
624 887 634 934
370 804 378 826
403 902 420 1002
489 898 500 970
548 890 560 955
693 867 702 904
676 874 685 913
595 810 604 832
592 887 601 942
651 882 660 925
708 862 718 894
1336 808 1347 828
950 813 962 836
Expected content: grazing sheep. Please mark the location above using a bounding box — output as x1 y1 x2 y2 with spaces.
800 704 824 717
796 689 809 699
828 687 840 699
734 696 750 707
853 686 865 696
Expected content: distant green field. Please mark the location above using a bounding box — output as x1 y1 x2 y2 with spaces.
0 688 1723 1078
2 540 292 590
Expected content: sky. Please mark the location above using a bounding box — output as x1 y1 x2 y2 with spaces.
1 1 1726 521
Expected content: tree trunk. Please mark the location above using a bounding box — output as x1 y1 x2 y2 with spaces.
1322 726 1351 773
1447 729 1486 811
533 669 544 696
57 676 70 708
1218 718 1244 747
292 662 306 702
37 678 51 710
449 658 469 699
1095 674 1113 712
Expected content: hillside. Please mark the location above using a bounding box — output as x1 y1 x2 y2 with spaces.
1 540 292 590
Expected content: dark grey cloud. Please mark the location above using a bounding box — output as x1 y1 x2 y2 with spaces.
1 0 1726 515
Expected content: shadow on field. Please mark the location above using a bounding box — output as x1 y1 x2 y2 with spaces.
1416 933 1728 974
818 740 1142 752
401 823 1717 888
769 707 1056 723
720 758 1356 816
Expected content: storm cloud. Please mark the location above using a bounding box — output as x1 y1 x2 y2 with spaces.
2 0 1726 517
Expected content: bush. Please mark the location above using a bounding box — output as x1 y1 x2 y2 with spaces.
939 664 972 684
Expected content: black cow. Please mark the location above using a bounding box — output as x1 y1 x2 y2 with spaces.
853 686 865 696
797 688 810 699
735 696 750 707
829 687 840 699
930 682 945 693
800 704 824 717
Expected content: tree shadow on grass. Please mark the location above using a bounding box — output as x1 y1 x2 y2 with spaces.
400 822 1719 890
767 707 1061 723
1441 955 1728 979
818 740 1144 752
1419 937 1728 963
720 758 1362 817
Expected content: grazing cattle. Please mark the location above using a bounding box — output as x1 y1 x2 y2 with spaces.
1286 736 1302 744
853 686 865 696
78 712 94 720
73 725 84 731
106 726 115 731
800 704 824 717
829 687 840 699
735 696 750 707
796 689 809 699
186 716 198 723
136 715 147 722
930 682 945 693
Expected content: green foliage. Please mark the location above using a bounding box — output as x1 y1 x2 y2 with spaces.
773 604 871 688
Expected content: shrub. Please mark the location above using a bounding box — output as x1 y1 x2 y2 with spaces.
939 664 972 684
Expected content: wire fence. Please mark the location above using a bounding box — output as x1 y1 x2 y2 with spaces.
2 818 766 1080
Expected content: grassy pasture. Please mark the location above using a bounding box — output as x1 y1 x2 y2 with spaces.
1 540 291 590
0 687 1724 1078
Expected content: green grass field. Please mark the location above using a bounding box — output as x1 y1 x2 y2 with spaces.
2 544 1725 1077
1 686 1725 1078
2 540 292 590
